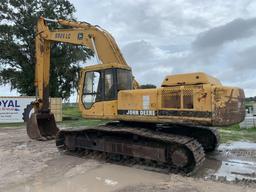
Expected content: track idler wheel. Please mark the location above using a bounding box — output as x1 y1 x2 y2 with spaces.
168 146 195 172
171 149 189 168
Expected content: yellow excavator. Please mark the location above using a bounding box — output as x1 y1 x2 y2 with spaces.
24 16 245 173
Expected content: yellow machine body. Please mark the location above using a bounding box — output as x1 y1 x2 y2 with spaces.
26 16 246 173
78 68 245 127
26 16 245 141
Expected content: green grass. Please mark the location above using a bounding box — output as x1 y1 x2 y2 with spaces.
58 118 106 127
0 122 25 128
62 104 81 117
56 106 256 143
220 124 256 143
1 105 256 144
62 106 256 143
59 105 107 127
0 105 106 128
61 106 256 143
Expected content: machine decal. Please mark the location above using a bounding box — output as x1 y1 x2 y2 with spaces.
118 110 157 116
118 110 211 118
77 33 83 40
142 95 150 109
158 110 212 118
55 33 71 39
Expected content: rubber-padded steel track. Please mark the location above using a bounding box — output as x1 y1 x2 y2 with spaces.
158 124 220 152
56 123 205 174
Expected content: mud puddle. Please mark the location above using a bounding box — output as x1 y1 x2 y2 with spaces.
194 141 256 183
6 156 168 192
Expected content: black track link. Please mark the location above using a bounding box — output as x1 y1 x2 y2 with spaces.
56 123 205 174
158 124 220 152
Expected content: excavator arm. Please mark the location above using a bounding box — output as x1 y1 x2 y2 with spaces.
26 16 138 140
35 16 138 111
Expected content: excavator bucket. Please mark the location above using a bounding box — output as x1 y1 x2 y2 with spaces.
26 113 59 141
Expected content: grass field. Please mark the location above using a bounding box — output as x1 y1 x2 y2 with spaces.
61 106 256 143
59 105 107 127
1 105 256 143
0 105 106 128
220 124 256 143
0 122 25 128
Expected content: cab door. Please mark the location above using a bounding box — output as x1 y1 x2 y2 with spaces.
81 70 104 117
103 69 118 117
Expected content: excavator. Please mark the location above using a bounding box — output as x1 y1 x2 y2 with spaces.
23 16 245 173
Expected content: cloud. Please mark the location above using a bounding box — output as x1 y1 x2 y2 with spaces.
122 40 157 64
234 45 256 69
215 44 256 84
193 17 256 49
2 0 256 98
71 1 256 96
121 40 172 75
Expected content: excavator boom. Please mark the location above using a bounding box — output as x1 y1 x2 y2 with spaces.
26 16 138 140
35 16 137 110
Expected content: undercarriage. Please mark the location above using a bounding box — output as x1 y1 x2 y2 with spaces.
55 122 218 173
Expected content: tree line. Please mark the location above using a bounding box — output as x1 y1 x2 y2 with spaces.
0 0 92 100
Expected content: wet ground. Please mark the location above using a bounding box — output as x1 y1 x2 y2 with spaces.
195 141 256 182
0 126 256 192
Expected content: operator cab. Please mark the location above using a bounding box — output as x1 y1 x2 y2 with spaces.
80 63 133 116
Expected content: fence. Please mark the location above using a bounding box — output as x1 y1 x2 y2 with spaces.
240 115 256 129
50 98 62 122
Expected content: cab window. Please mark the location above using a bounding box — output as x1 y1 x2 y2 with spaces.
82 71 102 108
117 69 132 91
104 69 115 100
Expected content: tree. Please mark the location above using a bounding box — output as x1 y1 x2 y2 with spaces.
139 84 157 89
0 0 93 99
245 96 256 102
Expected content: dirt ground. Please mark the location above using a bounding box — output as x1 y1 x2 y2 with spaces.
0 126 256 192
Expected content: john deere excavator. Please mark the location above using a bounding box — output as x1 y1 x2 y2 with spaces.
24 16 245 173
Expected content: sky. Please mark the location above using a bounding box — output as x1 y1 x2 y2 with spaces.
2 0 256 99
71 0 256 98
